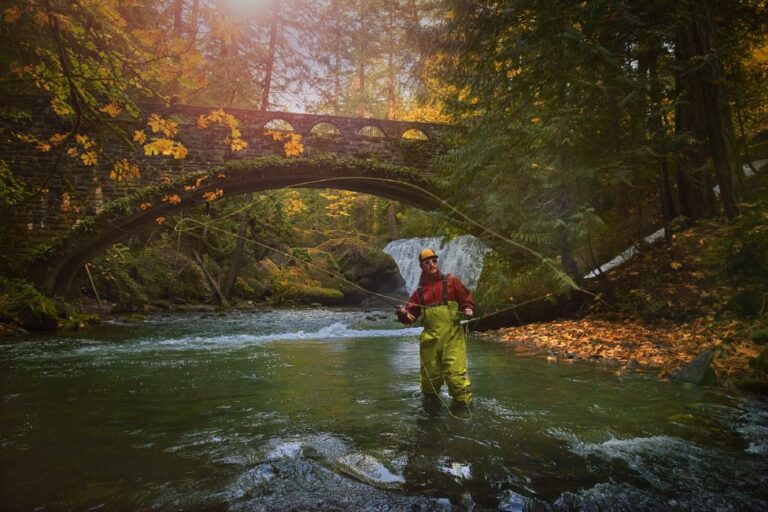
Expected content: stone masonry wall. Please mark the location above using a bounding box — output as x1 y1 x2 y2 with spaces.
1 96 447 259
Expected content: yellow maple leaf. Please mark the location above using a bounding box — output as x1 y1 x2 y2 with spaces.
75 134 90 146
133 130 147 144
196 115 210 129
231 138 247 151
284 133 304 157
15 133 36 144
670 261 683 270
80 151 98 166
67 147 78 158
171 143 188 159
36 142 51 152
60 192 72 212
155 216 166 224
99 103 121 117
203 188 224 202
49 133 67 144
139 202 151 210
208 109 225 123
147 114 178 137
163 194 181 205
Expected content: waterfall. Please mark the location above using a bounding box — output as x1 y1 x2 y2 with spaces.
383 235 490 294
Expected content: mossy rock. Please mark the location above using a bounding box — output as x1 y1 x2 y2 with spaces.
59 313 100 331
292 228 328 247
268 267 343 305
294 287 345 306
316 237 405 298
0 278 59 331
235 275 271 300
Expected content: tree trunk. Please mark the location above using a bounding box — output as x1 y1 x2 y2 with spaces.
261 4 279 112
222 208 250 300
385 4 396 120
611 112 630 218
189 0 199 38
674 29 717 221
224 4 279 299
192 251 227 305
646 41 676 242
689 0 741 220
173 0 183 38
355 7 368 117
387 202 397 239
674 0 741 221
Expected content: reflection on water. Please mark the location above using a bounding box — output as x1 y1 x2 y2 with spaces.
1 309 767 511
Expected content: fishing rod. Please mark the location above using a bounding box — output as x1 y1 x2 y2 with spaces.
174 212 567 424
176 215 566 334
175 174 583 296
172 173 598 321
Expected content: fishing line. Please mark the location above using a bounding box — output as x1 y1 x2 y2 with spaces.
175 175 577 293
176 218 408 309
170 180 582 422
171 174 599 318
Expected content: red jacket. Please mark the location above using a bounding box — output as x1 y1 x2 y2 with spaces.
398 271 475 324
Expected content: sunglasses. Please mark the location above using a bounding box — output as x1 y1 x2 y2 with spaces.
421 258 438 267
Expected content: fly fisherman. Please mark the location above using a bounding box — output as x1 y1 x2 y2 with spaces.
396 248 475 408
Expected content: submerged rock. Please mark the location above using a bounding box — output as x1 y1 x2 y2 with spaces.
672 349 717 386
336 453 405 489
0 278 59 331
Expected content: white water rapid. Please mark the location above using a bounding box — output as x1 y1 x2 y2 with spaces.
383 235 489 293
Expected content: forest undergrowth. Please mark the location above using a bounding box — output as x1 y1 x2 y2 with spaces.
485 172 768 390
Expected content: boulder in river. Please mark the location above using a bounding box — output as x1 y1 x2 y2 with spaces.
336 453 405 489
0 278 59 331
672 349 717 386
316 238 406 302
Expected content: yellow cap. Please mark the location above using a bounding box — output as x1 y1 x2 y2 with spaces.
418 248 438 262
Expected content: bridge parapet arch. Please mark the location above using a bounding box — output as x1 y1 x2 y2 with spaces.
38 155 443 296
1 95 451 264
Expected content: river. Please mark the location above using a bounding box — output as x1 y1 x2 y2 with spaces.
1 309 766 511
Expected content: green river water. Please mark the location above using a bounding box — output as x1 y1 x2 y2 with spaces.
1 309 766 511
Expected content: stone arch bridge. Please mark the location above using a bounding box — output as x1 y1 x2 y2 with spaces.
1 97 452 294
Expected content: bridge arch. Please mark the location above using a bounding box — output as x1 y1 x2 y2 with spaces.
42 155 442 296
309 122 342 137
263 118 295 132
356 125 386 138
401 128 430 140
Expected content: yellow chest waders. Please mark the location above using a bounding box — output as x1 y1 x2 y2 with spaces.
417 276 472 405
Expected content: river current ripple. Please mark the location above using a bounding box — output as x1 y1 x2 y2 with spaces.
1 309 766 511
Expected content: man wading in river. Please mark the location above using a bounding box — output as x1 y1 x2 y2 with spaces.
396 248 475 409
